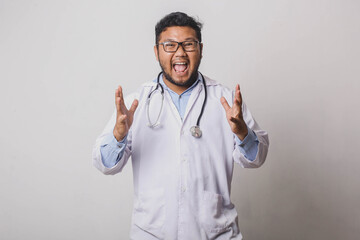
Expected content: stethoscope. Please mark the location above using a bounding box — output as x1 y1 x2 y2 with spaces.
146 71 207 138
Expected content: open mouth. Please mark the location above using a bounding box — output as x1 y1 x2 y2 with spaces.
173 62 189 73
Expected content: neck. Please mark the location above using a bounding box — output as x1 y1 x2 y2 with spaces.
160 72 199 95
162 78 190 95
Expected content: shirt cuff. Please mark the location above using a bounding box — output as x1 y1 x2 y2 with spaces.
103 133 128 148
100 134 128 168
235 126 259 161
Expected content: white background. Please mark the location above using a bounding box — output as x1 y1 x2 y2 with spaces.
1 0 359 239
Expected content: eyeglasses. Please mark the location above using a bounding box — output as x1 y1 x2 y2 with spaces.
157 40 200 53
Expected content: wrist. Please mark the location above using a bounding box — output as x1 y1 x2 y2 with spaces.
236 128 248 141
113 129 126 142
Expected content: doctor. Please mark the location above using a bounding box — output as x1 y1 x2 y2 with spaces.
93 12 269 240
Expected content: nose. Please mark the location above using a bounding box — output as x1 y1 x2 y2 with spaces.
175 43 187 56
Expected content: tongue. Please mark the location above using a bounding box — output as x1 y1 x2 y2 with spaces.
174 64 187 72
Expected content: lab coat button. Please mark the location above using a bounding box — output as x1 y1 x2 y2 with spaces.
182 187 186 192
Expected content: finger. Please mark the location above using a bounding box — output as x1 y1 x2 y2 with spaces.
237 84 243 103
233 86 244 112
129 99 139 113
115 86 121 112
117 86 128 113
233 84 242 106
230 117 241 125
220 97 231 111
119 86 124 102
118 114 127 123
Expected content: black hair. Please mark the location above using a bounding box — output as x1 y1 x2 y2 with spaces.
155 12 203 44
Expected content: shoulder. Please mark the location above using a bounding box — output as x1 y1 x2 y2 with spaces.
123 80 157 107
202 75 233 98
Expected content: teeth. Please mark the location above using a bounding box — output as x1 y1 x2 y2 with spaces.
174 63 187 65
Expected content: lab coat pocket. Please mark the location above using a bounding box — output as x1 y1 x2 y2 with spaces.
199 190 231 234
133 188 165 238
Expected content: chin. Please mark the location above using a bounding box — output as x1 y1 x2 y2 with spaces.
171 74 197 87
160 63 199 88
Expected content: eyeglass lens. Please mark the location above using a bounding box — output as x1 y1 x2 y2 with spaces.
163 41 198 52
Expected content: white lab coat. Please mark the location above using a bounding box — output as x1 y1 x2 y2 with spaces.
93 76 269 240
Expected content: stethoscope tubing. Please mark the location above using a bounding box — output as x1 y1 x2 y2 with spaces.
147 71 207 137
195 72 207 127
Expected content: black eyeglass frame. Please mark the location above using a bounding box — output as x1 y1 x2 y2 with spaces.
157 40 201 53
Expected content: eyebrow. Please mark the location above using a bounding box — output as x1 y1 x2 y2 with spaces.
162 37 198 42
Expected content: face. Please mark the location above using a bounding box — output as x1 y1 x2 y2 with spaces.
154 26 203 93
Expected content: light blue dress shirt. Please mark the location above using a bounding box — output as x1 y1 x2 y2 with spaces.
100 74 259 168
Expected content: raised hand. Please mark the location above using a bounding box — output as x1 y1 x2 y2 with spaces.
220 84 248 140
113 86 138 141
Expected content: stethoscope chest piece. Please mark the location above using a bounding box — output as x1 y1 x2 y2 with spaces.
148 71 207 138
190 126 202 138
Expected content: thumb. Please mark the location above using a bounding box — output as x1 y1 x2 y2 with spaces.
129 99 139 113
220 97 230 111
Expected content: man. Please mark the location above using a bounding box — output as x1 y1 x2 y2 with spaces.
93 12 269 240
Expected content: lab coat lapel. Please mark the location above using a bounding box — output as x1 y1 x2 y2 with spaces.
163 90 183 125
182 81 204 127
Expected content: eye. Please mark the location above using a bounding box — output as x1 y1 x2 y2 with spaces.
165 42 176 47
183 41 194 47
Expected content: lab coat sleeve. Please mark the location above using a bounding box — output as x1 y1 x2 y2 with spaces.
92 109 133 175
100 133 128 168
234 126 259 161
233 102 269 168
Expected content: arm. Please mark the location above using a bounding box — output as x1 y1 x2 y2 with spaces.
92 86 138 175
221 84 269 168
100 134 128 168
234 126 259 161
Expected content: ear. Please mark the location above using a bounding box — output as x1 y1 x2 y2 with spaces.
200 43 203 58
154 45 159 61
